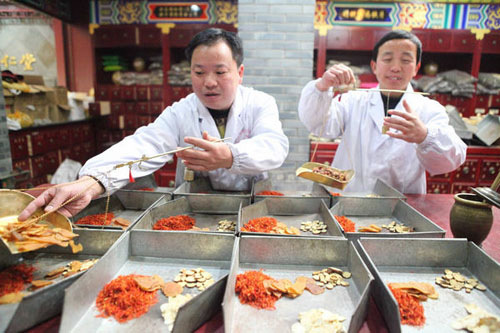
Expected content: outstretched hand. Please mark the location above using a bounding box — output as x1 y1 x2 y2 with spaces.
176 131 233 171
18 176 104 221
316 64 356 92
383 100 428 144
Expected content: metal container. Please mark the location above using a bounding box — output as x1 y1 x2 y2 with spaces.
133 196 241 234
60 230 234 333
240 198 344 237
223 236 373 332
173 177 251 212
327 178 406 207
71 190 167 230
253 179 331 207
357 238 500 333
330 198 445 241
475 114 500 146
121 174 174 195
0 229 122 333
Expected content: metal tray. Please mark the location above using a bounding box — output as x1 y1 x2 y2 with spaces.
133 196 241 234
222 236 373 332
326 178 406 207
357 238 500 333
240 198 344 238
0 228 122 333
253 179 331 207
60 230 234 333
173 177 251 212
121 174 174 195
71 190 167 230
330 198 445 241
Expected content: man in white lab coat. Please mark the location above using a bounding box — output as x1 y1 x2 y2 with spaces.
298 30 466 194
19 28 289 219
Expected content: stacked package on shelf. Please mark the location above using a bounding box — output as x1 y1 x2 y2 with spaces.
101 55 128 72
168 60 191 85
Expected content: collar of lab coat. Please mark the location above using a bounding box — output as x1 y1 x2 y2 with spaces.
194 85 243 142
368 83 415 131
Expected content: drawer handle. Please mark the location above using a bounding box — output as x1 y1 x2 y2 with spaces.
433 188 440 194
462 166 469 174
489 166 496 175
462 39 466 44
438 38 443 44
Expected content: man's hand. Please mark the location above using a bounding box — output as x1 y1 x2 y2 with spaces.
18 176 104 221
316 64 356 92
384 100 428 144
176 131 233 171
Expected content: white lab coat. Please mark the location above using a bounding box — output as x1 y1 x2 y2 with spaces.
80 85 289 193
298 79 466 194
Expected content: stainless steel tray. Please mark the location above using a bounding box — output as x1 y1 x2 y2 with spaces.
60 230 234 333
239 198 344 237
72 190 167 230
0 229 122 333
133 196 241 234
223 236 373 332
330 198 445 241
357 238 500 333
253 179 331 207
173 178 251 212
121 174 175 195
326 178 406 207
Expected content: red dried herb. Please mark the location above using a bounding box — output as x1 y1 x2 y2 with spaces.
76 213 115 226
153 215 196 230
0 263 36 297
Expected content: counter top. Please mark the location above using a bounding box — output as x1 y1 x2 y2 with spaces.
26 193 499 333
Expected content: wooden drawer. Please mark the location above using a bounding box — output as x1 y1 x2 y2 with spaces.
69 145 84 164
483 32 500 54
427 181 450 194
57 128 71 148
110 86 122 101
30 155 47 177
154 170 176 187
12 158 29 174
9 133 28 160
150 102 164 115
138 26 161 46
454 159 479 183
427 171 453 181
124 114 138 130
95 85 110 101
479 159 500 184
326 28 349 49
45 151 59 174
451 183 474 194
138 115 152 127
111 102 124 115
124 102 136 114
89 102 101 117
170 30 194 47
28 132 48 156
137 102 150 114
451 31 476 52
120 86 135 101
150 85 163 101
136 85 149 101
81 124 94 142
491 94 500 107
350 29 374 50
428 30 451 51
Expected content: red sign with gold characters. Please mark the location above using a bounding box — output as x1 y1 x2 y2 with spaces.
147 3 209 22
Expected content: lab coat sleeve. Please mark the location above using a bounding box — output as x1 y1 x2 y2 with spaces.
227 92 289 174
298 79 347 139
79 105 182 194
416 100 467 175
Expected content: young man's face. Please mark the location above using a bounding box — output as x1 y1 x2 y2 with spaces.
190 40 244 110
370 38 420 94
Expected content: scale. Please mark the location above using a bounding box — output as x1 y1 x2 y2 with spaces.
0 189 72 254
296 87 430 189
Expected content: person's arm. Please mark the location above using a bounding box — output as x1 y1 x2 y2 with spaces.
79 104 183 194
407 99 467 175
298 64 355 137
18 176 104 220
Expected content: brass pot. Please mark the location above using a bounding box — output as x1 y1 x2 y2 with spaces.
450 193 493 245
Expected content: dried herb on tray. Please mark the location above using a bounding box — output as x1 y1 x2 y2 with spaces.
388 284 425 326
0 263 35 297
153 215 196 230
241 217 278 233
235 270 279 310
255 190 284 196
334 215 356 233
96 274 158 323
76 213 115 226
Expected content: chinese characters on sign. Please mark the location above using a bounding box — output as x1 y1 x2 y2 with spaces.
148 3 209 22
1 53 36 71
336 7 391 23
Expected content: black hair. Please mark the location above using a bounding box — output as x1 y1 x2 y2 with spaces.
372 30 422 64
185 28 243 67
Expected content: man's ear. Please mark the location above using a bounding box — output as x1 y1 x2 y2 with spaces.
414 61 421 77
370 60 376 73
238 64 244 84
